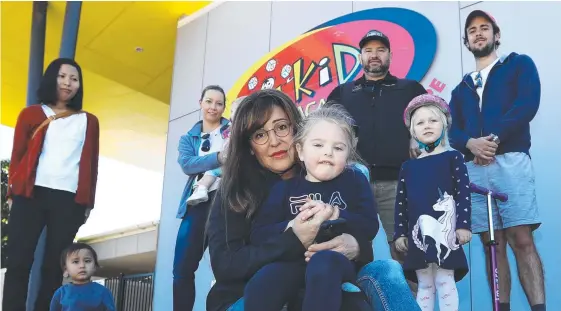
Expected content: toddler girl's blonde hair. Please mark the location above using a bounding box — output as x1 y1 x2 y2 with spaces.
293 104 362 164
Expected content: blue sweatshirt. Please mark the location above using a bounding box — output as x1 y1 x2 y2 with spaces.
251 168 379 249
449 52 540 161
50 282 115 311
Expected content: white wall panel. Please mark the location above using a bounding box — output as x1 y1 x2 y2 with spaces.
169 15 208 121
460 1 481 9
269 1 352 51
153 111 200 311
202 1 272 95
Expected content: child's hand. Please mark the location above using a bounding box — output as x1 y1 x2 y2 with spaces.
456 229 472 245
395 237 408 253
298 198 329 221
222 138 230 154
328 204 340 220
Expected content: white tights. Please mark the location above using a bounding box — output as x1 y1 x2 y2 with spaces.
415 263 459 311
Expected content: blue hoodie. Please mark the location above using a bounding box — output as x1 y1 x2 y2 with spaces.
449 52 540 162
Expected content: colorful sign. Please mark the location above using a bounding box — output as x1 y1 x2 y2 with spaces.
226 7 438 117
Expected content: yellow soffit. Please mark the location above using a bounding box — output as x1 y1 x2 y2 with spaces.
1 1 210 172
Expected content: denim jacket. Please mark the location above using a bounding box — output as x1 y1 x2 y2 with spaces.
176 118 230 218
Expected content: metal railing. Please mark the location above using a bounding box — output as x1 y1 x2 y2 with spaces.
105 273 154 311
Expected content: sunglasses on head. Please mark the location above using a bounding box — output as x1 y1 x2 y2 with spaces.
201 133 211 152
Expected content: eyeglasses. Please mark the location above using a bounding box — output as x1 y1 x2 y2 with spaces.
250 121 292 145
474 72 483 89
201 133 211 152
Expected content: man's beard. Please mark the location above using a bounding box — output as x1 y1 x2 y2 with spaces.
363 61 390 77
471 40 496 58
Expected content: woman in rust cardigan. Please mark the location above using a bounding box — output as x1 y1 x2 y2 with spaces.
3 58 100 311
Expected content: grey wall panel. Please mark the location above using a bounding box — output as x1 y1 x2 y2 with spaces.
153 111 200 311
169 15 208 121
269 1 352 51
202 1 272 95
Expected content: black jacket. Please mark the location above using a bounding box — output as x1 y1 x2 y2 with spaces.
327 73 427 181
206 171 374 311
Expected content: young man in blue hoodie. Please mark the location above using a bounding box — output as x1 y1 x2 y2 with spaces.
449 10 545 311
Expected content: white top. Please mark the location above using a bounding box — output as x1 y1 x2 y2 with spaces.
470 57 500 110
35 105 88 193
198 125 225 192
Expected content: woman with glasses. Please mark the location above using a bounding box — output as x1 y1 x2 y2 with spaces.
206 89 421 311
174 85 229 311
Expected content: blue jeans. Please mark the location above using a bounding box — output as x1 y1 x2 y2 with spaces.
228 259 419 311
357 260 420 311
173 192 214 311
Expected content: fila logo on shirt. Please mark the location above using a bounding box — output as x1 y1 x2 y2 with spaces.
289 192 348 215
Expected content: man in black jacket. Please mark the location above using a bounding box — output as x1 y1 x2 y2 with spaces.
327 29 427 265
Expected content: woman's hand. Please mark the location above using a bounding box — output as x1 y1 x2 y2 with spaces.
7 198 12 211
305 233 360 262
456 229 472 245
217 151 227 165
395 237 408 253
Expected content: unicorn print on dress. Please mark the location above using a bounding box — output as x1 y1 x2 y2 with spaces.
412 188 460 265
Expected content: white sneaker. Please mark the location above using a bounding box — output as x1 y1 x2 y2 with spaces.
187 185 209 206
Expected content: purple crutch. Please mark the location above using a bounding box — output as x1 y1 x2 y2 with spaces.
469 183 508 311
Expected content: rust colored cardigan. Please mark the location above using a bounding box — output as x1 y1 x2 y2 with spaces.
7 105 100 208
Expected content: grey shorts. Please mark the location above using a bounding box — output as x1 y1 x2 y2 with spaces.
466 152 541 234
371 180 398 242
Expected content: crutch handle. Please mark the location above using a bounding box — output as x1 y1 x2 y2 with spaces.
469 183 509 202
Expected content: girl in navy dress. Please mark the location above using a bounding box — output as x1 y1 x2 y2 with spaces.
394 94 472 311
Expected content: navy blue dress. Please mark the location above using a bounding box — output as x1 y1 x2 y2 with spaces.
393 150 471 283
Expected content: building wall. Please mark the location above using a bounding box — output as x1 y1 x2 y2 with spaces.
155 1 561 310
